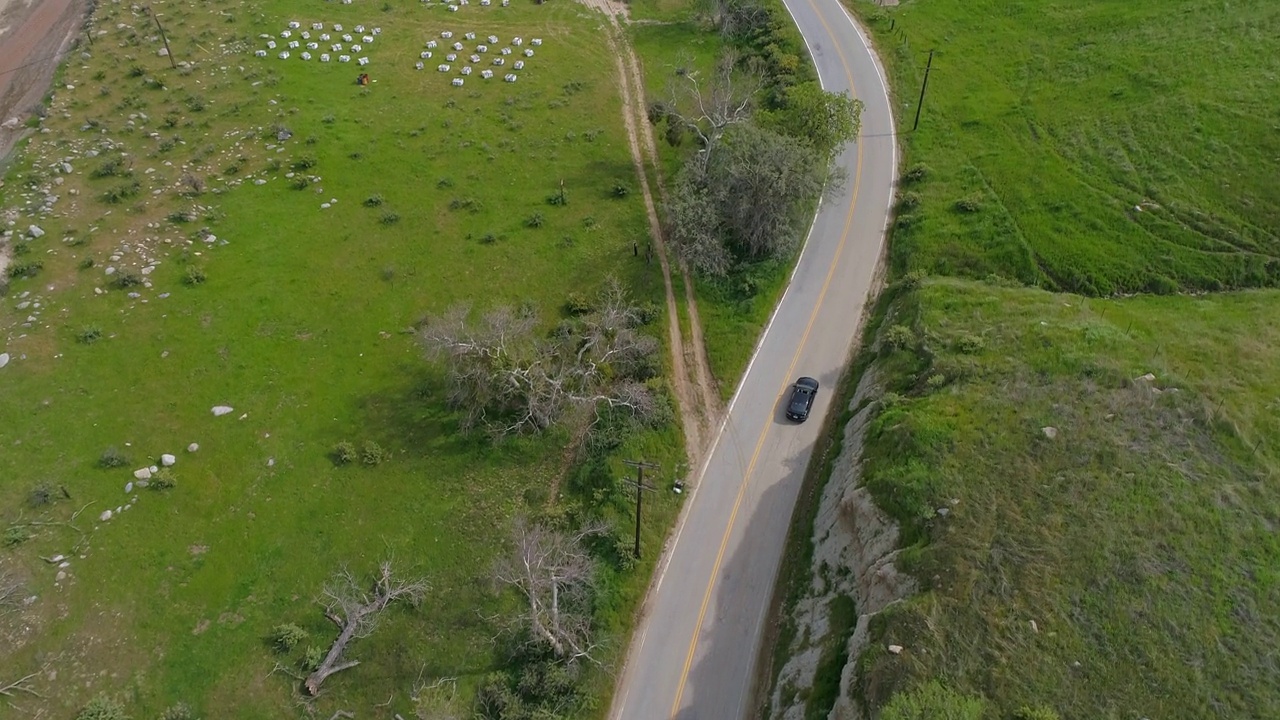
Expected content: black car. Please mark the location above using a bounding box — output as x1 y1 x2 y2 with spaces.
785 377 820 422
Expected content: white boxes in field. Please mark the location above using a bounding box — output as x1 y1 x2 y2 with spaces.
481 69 493 79
488 35 499 43
470 54 481 63
301 51 312 60
416 61 425 70
452 78 464 86
504 73 517 82
461 66 472 75
446 53 457 62
513 60 524 70
492 57 504 66
339 54 351 62
288 21 301 29
438 64 451 72
440 31 452 38
523 49 533 57
255 49 267 57
531 38 542 46
279 51 290 59
320 53 330 62
421 51 433 58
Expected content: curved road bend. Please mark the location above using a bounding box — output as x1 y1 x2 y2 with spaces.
609 1 897 718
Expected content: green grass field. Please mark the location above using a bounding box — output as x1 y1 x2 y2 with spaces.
859 0 1280 295
0 0 687 717
767 1 1280 718
852 278 1280 718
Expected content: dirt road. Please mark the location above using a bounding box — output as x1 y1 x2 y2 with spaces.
0 0 87 162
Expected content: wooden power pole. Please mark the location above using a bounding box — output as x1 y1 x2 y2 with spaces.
622 460 659 559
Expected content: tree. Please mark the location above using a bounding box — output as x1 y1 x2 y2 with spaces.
305 562 428 695
666 122 829 274
492 517 606 663
656 50 760 174
762 81 865 159
419 279 661 436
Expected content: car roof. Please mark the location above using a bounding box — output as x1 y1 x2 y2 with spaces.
795 377 819 389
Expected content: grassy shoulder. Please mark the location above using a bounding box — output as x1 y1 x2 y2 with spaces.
851 0 1280 295
851 277 1280 718
0 1 688 717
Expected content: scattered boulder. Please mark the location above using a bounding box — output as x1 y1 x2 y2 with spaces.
125 481 133 493
133 467 152 480
887 644 903 655
27 225 45 238
56 571 67 582
211 405 234 416
1136 373 1156 383
0 353 9 369
1041 426 1058 439
99 509 113 521
161 453 176 466
187 443 199 453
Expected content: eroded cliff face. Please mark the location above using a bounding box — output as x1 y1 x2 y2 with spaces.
769 367 915 720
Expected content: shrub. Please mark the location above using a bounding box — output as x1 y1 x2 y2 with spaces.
183 266 207 285
79 257 97 270
900 269 927 290
564 292 593 316
902 162 931 184
270 623 309 653
321 114 336 124
332 441 357 465
75 695 128 720
291 156 317 171
127 65 145 78
448 196 480 212
1013 707 1061 720
525 212 545 228
1145 274 1178 295
363 193 384 207
925 373 948 390
90 158 128 178
610 180 630 198
77 327 104 344
158 703 198 720
361 441 390 466
479 232 498 244
897 190 921 211
954 332 985 354
27 482 56 508
3 526 29 547
882 324 916 351
99 446 130 468
290 177 311 191
879 681 984 720
302 645 325 671
635 301 662 325
101 181 141 204
8 260 43 279
380 211 400 225
546 188 568 206
953 196 982 214
436 177 454 189
150 468 176 490
185 94 206 112
113 272 143 289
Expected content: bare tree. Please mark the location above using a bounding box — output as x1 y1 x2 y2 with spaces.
305 562 429 695
493 518 607 663
0 671 41 699
658 50 759 174
419 279 661 437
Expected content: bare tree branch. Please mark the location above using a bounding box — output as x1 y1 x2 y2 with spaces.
0 672 41 698
662 50 759 174
419 278 661 437
493 518 608 664
304 562 429 695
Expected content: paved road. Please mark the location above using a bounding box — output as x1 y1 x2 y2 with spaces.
609 1 897 718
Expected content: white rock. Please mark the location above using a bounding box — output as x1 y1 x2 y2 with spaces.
149 465 158 474
133 467 152 480
1136 372 1156 382
125 482 134 493
161 453 176 466
1041 426 1058 439
212 405 234 416
56 571 67 581
0 353 8 369
99 509 113 521
188 443 199 453
887 644 903 655
27 225 45 238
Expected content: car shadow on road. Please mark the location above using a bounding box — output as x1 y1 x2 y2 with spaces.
673 441 814 720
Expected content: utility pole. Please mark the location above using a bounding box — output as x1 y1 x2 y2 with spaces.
148 6 177 69
622 460 659 559
912 49 934 132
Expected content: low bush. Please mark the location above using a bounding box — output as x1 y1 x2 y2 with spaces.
75 695 128 720
332 441 357 466
77 327 104 344
361 441 390 466
99 446 130 468
270 623 308 653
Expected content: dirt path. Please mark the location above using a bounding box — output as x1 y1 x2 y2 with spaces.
576 0 722 466
0 0 89 279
